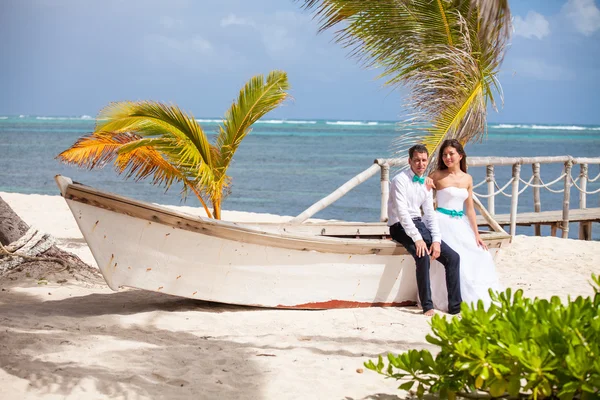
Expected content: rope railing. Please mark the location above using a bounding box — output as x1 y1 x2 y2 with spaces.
378 156 599 239
474 171 600 197
474 178 515 198
467 158 600 239
570 176 600 195
293 155 598 241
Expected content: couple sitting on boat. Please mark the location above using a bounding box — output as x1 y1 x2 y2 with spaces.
388 139 501 316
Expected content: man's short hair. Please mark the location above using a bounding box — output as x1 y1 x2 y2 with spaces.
409 144 429 159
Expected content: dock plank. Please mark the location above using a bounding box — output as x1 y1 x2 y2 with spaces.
476 208 600 226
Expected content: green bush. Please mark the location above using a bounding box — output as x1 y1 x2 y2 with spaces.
365 274 600 399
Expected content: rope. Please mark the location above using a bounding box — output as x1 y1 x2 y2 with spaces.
569 175 600 195
476 177 534 198
588 172 600 182
472 178 488 189
0 227 56 272
517 177 534 195
517 173 567 189
473 178 514 198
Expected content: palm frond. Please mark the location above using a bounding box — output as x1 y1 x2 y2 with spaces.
97 101 214 169
216 71 290 174
299 0 512 163
56 131 140 169
112 145 214 218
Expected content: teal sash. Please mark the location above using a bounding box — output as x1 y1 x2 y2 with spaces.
437 207 464 218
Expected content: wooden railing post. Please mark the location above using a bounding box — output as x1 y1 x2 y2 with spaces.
532 163 541 236
509 163 521 237
561 160 573 239
380 164 390 222
486 165 495 215
578 163 591 240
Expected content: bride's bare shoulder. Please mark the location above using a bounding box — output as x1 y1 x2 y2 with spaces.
429 169 446 180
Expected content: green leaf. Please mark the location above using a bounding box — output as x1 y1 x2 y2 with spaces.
399 381 414 391
489 378 507 397
376 355 384 372
364 360 377 371
417 383 425 399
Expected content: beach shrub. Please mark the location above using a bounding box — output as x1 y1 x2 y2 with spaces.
365 274 600 399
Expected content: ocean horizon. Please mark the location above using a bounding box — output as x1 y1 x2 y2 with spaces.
1 115 599 239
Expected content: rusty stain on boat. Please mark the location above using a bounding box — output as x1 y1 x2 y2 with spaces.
192 291 197 295
146 268 152 272
176 275 181 279
158 286 163 290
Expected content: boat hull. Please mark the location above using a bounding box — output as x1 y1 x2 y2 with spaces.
56 176 510 309
66 200 418 308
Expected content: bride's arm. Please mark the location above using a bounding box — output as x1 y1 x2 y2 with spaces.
465 175 488 250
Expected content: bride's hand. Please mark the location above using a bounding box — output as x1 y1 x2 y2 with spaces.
425 177 436 191
476 235 488 250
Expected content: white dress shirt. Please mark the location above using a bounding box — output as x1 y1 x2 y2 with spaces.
387 169 441 244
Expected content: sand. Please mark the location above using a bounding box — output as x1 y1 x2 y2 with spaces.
1 191 599 400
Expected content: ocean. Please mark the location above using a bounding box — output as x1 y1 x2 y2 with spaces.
1 115 599 239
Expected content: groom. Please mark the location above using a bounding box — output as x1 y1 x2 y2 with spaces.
388 145 462 315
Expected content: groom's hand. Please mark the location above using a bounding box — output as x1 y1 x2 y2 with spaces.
415 240 430 258
430 242 441 261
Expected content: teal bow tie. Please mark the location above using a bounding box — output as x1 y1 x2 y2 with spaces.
412 175 425 184
437 207 464 218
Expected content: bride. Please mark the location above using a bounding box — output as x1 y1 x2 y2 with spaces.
428 139 501 312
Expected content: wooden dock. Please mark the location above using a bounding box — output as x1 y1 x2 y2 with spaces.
476 208 600 240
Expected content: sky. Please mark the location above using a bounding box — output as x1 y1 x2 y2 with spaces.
1 0 599 124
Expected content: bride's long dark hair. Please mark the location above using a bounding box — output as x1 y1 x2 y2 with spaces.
437 139 467 173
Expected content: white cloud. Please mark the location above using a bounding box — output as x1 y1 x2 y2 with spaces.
513 11 550 39
220 14 256 28
511 58 575 81
562 0 600 36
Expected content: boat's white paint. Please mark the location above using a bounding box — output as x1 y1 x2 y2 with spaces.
56 175 509 309
66 199 418 308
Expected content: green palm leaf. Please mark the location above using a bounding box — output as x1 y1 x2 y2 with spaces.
217 71 289 173
299 0 511 163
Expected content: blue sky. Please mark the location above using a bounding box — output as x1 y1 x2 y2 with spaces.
1 0 599 124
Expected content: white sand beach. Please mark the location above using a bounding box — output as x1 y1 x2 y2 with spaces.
1 192 599 400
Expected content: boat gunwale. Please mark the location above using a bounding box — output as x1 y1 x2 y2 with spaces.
57 176 511 256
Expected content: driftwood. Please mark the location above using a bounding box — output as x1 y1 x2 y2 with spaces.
0 195 100 282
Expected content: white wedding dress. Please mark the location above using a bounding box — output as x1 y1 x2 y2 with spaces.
429 187 502 312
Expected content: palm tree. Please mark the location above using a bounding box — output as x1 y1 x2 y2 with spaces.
57 71 290 219
298 0 511 162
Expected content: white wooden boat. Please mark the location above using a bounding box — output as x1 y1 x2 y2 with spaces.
55 175 511 309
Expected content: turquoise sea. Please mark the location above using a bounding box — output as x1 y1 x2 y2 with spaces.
1 116 599 239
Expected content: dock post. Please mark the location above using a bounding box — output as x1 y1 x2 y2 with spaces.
509 163 521 237
380 163 390 222
486 165 495 215
532 163 541 236
561 160 573 239
578 163 591 240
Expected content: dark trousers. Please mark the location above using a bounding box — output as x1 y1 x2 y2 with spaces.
390 220 462 314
